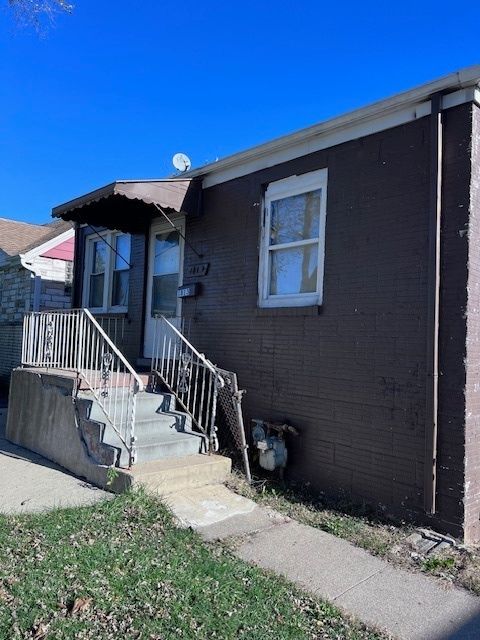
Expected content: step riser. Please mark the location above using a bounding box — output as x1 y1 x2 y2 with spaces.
135 416 195 441
133 456 232 496
134 394 176 420
136 437 201 463
79 389 206 470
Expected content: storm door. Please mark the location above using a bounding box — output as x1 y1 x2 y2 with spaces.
143 218 184 358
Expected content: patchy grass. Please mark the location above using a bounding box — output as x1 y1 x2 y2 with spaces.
226 472 407 556
422 555 456 572
0 489 386 640
227 471 480 596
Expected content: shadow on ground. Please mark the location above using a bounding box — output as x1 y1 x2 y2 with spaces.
0 411 110 514
440 610 480 639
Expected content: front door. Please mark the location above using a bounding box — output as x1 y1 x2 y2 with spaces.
143 218 184 358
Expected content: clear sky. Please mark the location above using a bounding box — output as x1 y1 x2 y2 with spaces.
1 0 479 223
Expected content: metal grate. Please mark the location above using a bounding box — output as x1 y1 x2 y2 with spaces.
216 367 251 483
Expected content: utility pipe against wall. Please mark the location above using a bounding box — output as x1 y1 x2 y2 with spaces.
424 93 443 515
19 255 38 313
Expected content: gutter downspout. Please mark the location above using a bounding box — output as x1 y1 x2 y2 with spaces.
424 92 443 515
19 255 40 313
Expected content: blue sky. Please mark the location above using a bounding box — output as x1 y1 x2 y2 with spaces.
0 0 479 223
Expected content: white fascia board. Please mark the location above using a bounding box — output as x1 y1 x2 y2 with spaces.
21 228 74 264
202 101 427 188
186 69 480 188
474 87 480 107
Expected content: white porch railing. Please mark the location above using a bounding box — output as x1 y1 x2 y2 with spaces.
151 315 225 450
22 309 144 466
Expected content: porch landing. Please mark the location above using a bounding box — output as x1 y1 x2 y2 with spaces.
19 367 151 390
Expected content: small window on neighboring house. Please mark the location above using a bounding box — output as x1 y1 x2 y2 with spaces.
259 168 328 308
84 232 131 312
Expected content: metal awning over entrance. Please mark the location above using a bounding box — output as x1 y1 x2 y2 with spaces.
52 179 201 232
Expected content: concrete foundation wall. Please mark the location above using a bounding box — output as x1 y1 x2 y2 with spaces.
6 369 126 491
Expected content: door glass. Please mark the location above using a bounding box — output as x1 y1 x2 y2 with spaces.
151 230 180 318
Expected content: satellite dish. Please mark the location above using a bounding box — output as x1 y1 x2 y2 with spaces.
172 152 191 173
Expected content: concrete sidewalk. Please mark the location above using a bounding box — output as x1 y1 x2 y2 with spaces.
0 421 110 514
167 484 480 640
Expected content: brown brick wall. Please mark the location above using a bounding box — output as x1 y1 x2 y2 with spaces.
465 104 480 543
181 105 473 537
436 105 472 539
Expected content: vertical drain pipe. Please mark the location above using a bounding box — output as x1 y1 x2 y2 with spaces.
424 92 443 515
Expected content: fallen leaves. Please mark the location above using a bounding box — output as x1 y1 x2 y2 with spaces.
31 622 49 639
69 596 92 616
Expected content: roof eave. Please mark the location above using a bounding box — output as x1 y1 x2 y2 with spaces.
185 65 480 180
52 182 117 218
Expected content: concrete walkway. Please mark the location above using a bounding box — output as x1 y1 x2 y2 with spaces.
167 484 480 640
0 419 109 514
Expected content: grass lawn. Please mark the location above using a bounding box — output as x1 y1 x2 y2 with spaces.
0 490 385 640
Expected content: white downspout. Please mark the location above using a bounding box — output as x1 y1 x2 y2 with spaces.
19 255 41 313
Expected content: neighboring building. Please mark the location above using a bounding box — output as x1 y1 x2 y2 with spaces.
14 65 480 542
0 218 74 383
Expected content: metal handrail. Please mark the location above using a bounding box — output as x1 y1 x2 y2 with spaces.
84 309 144 390
22 309 143 466
151 315 224 450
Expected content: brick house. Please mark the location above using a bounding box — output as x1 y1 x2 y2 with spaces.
0 218 74 384
11 65 480 543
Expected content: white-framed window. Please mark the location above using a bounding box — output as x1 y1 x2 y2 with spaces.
258 168 328 308
83 231 131 312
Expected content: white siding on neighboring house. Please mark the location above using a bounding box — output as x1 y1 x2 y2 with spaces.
0 229 74 384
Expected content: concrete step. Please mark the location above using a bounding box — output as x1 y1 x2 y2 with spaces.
129 453 231 495
78 387 198 466
134 415 179 439
134 390 176 419
134 411 193 439
135 429 202 463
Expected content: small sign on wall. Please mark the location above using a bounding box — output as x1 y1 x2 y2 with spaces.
185 262 209 278
177 283 199 298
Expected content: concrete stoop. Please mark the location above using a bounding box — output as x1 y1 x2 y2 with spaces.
7 369 232 498
125 454 232 496
79 388 203 467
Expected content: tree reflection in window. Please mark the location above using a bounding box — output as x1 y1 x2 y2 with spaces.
269 190 321 296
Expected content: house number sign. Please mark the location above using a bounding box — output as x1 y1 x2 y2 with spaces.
177 283 199 298
185 262 209 278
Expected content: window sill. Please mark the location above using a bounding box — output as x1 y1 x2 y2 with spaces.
255 305 322 317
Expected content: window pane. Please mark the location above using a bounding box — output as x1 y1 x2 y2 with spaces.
112 270 129 307
92 241 107 274
89 273 104 307
270 189 321 245
269 244 318 295
115 234 131 271
154 231 180 275
151 274 178 318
